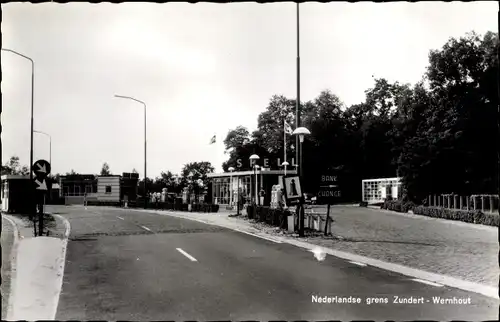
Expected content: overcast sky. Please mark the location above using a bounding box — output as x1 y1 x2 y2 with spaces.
1 2 496 177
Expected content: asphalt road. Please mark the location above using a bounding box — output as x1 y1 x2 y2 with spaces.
53 206 498 320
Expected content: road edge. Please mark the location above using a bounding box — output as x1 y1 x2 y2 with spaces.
51 214 71 318
2 214 20 320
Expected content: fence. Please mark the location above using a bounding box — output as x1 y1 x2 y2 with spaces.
427 194 499 214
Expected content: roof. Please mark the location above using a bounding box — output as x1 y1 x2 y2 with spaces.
1 175 30 180
208 169 297 178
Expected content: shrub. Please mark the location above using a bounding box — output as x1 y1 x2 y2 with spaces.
251 206 291 230
359 201 368 207
412 206 498 226
381 199 415 213
86 200 121 207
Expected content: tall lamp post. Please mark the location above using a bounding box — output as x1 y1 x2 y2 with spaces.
249 154 260 205
2 48 35 214
114 95 147 209
292 126 310 237
34 130 51 164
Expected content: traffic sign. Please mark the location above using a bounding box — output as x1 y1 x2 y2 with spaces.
33 159 51 179
283 175 302 205
34 178 48 191
317 173 342 204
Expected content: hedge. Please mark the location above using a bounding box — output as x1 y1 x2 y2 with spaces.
246 205 291 230
381 199 415 213
412 206 498 227
130 200 219 213
86 200 121 207
86 200 219 213
380 199 498 227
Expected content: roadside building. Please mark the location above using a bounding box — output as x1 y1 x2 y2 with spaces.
97 175 121 203
361 177 402 204
60 174 98 205
120 172 139 203
207 168 297 209
1 175 32 213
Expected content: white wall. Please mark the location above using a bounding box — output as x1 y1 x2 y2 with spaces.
97 177 120 202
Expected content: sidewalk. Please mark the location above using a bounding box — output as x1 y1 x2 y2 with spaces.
1 216 18 319
122 206 497 289
1 212 70 320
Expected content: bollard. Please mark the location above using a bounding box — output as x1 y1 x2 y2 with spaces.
287 215 295 233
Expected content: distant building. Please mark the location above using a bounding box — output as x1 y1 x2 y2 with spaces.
120 172 139 202
60 174 98 205
207 168 297 208
97 175 121 203
362 177 402 204
1 175 32 213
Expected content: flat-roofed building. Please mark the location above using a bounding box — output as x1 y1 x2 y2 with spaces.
97 175 121 203
207 168 297 209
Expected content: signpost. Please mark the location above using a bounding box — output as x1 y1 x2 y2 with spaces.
318 173 342 236
33 159 51 236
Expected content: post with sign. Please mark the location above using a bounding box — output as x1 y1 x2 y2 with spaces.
318 174 341 236
33 159 51 237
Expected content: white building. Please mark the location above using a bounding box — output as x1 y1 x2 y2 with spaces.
362 177 402 204
97 175 121 203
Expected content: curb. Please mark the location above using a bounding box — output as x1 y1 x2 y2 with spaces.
2 214 21 320
7 214 71 321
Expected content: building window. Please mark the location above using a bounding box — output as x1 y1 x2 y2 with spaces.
105 186 112 194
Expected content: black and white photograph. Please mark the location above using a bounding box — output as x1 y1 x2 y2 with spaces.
1 1 498 321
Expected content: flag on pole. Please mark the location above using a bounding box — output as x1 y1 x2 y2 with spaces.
284 120 293 135
209 134 216 144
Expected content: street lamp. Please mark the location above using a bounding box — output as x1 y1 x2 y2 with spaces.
292 126 310 237
281 161 289 177
249 154 260 204
34 130 51 165
114 95 147 209
2 48 35 214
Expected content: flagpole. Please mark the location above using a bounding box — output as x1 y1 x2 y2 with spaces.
284 119 287 176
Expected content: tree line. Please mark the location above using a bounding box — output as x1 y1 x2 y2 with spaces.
221 31 498 203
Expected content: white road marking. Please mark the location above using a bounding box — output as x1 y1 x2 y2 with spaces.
116 216 124 220
349 261 367 267
411 278 443 287
139 225 152 232
176 248 198 262
233 228 282 243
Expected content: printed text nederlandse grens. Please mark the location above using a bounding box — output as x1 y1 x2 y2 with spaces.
311 295 471 305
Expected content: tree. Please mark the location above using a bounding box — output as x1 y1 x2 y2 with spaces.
396 31 498 201
100 162 111 176
181 161 215 196
1 156 29 176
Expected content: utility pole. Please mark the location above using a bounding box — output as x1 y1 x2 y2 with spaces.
296 2 305 237
497 1 500 227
